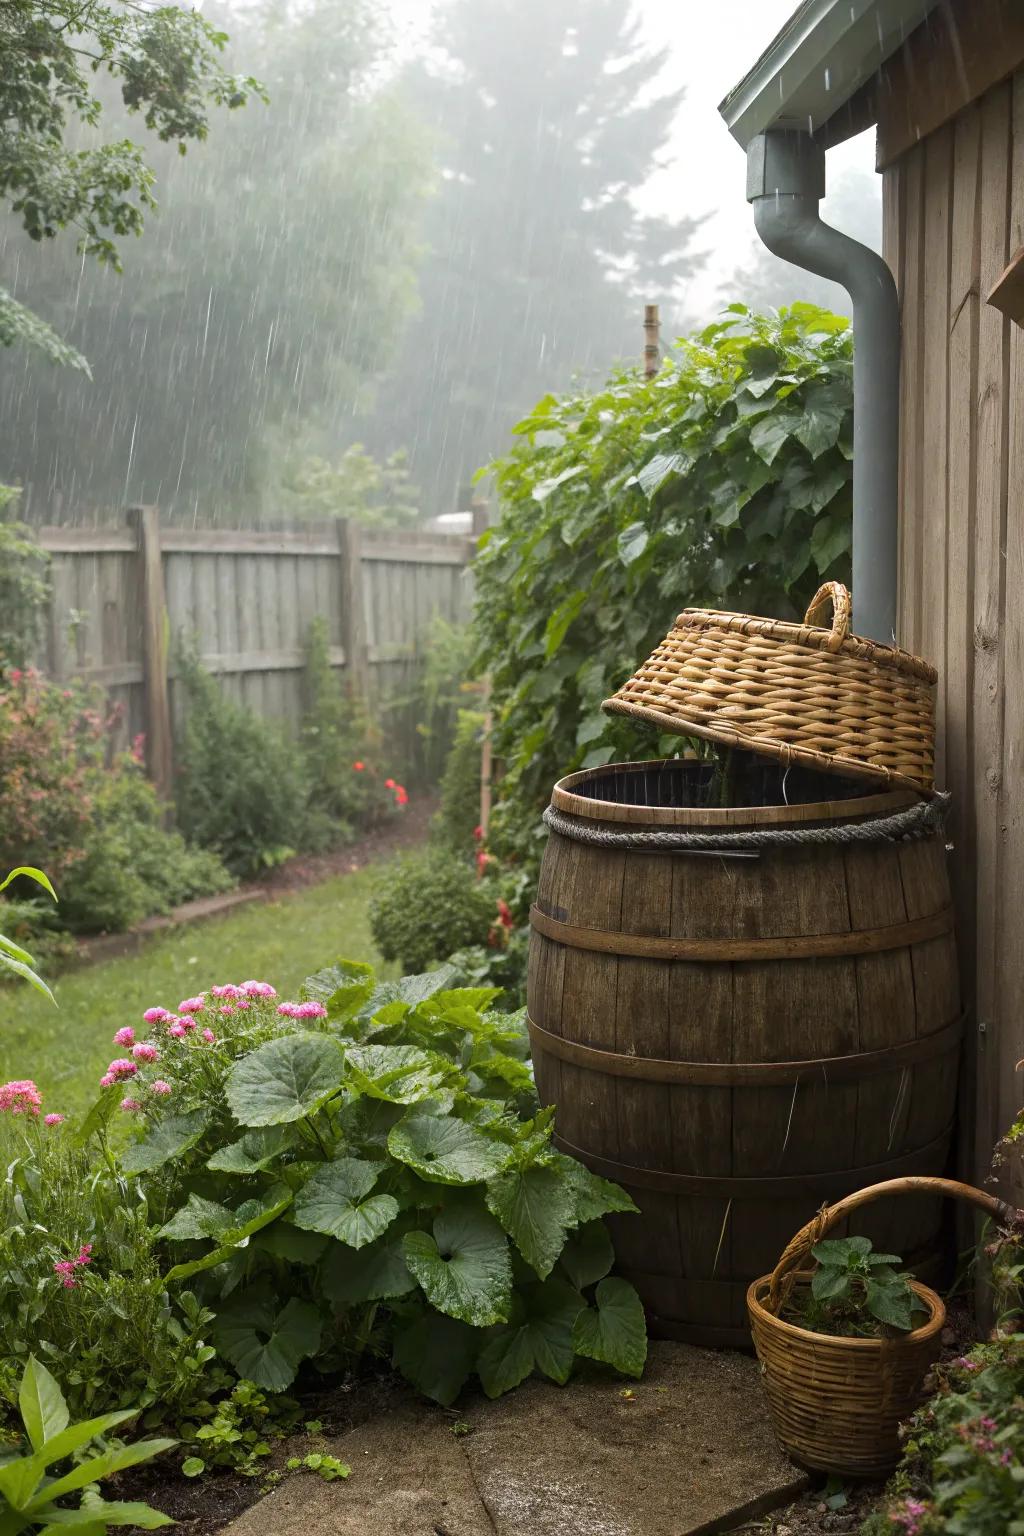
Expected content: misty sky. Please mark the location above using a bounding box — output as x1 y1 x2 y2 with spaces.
392 0 880 318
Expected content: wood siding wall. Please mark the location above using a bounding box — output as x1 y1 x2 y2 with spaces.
883 67 1024 1197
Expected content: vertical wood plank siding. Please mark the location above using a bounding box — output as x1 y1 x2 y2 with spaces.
886 69 1023 1195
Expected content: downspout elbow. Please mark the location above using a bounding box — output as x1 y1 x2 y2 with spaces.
745 131 900 645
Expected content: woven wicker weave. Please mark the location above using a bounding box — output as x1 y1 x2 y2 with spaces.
747 1176 1021 1477
603 582 937 794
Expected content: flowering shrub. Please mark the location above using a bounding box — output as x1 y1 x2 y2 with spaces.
56 963 647 1410
863 1334 1024 1536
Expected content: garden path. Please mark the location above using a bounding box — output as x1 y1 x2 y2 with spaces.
223 1343 807 1536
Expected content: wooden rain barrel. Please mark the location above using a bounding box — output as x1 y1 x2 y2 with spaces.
527 756 961 1347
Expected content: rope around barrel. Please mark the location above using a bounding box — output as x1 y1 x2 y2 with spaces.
542 791 950 852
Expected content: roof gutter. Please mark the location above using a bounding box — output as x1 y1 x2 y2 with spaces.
747 130 899 644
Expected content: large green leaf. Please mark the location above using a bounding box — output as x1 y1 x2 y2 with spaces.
320 1221 417 1305
391 1313 479 1407
616 522 649 566
212 1293 323 1392
120 1109 211 1175
19 1357 68 1452
557 1220 615 1291
476 1278 585 1397
344 1045 446 1105
388 1113 511 1186
27 1437 178 1507
161 1186 292 1244
293 1158 399 1249
485 1164 576 1279
226 1033 343 1127
572 1278 647 1379
206 1126 296 1174
547 1152 638 1223
301 960 376 1022
402 1204 512 1327
74 1084 127 1148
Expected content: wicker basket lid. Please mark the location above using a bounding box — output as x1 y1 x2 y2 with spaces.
602 582 938 795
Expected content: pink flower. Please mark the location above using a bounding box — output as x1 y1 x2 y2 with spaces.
120 1097 143 1113
131 732 146 764
0 1080 42 1116
240 980 276 999
385 778 396 789
211 985 240 1000
219 1004 236 1015
8 668 22 684
132 1042 159 1063
167 1022 187 1039
150 1080 172 1097
143 1007 170 1025
237 999 251 1010
202 1028 216 1043
113 1026 136 1047
99 1074 115 1088
178 996 205 1014
277 1000 328 1020
43 1113 65 1126
105 1058 138 1081
52 1243 93 1289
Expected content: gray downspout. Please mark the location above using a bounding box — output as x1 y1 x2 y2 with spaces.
746 130 899 645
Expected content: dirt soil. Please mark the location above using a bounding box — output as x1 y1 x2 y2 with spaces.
258 792 439 894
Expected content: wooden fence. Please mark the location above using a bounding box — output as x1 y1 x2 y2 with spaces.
35 510 476 793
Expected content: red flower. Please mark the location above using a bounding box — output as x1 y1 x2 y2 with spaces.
394 785 408 806
496 898 514 930
385 777 396 789
352 761 365 771
473 825 484 842
476 849 491 876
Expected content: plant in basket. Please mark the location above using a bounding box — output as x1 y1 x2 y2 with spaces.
784 1235 929 1339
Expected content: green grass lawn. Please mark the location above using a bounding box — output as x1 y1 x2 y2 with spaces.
0 868 392 1119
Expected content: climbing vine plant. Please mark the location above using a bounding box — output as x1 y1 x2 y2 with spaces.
473 302 854 870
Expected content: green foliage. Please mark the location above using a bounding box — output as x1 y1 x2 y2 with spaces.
370 850 496 973
81 963 647 1407
474 304 853 878
0 0 260 355
174 648 311 878
0 490 50 669
0 1356 173 1533
0 867 57 1001
0 1114 228 1422
0 0 431 514
60 762 235 935
300 619 404 845
285 1450 350 1481
863 1334 1024 1536
435 710 484 853
410 617 477 785
785 1236 928 1339
282 446 417 526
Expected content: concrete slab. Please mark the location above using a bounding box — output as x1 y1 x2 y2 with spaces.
222 1343 808 1536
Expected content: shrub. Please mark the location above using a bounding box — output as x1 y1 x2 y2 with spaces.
434 709 484 853
174 649 312 878
370 849 496 972
0 671 109 887
0 1098 229 1423
863 1335 1024 1536
300 619 405 843
60 761 235 934
8 965 647 1414
0 486 49 671
474 303 854 881
412 617 477 784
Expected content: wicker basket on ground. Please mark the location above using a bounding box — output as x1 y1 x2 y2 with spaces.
747 1176 1021 1478
603 582 937 795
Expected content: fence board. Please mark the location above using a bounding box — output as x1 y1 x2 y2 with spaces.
34 516 473 776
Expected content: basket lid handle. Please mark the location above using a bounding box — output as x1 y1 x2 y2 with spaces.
803 582 852 653
764 1175 1023 1316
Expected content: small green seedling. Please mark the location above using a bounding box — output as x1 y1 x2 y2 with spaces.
793 1236 929 1337
286 1452 351 1482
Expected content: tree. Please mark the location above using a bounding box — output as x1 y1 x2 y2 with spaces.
0 0 260 368
0 0 432 517
364 0 705 516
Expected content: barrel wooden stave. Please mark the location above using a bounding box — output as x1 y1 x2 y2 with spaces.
528 792 960 1344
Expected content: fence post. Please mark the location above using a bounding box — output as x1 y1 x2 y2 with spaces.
337 517 369 700
127 504 173 804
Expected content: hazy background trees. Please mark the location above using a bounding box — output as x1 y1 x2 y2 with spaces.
0 0 880 523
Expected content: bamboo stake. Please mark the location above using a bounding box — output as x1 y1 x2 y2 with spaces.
643 302 660 379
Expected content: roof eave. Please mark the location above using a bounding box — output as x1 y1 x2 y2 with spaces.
718 0 941 148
